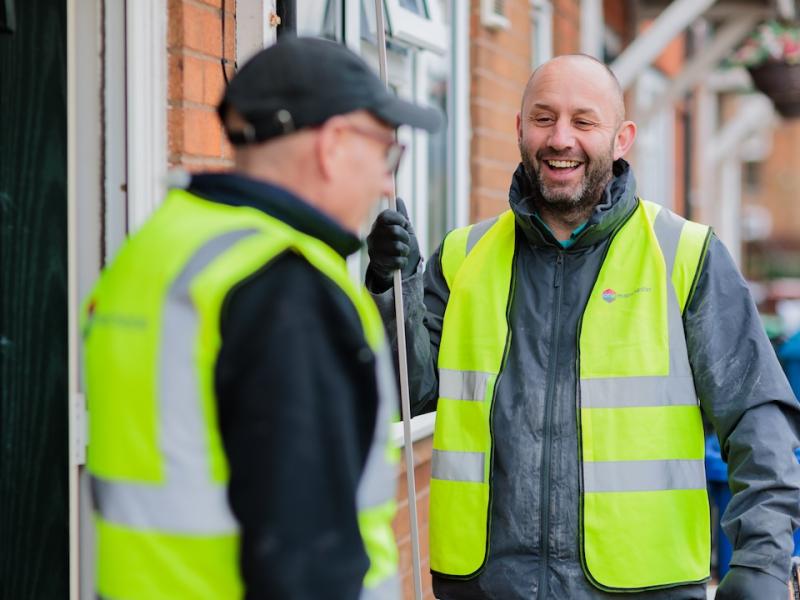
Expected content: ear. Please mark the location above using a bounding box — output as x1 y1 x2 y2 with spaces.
515 112 522 144
613 120 636 160
316 118 343 181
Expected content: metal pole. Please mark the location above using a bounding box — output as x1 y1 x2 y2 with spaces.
373 2 423 599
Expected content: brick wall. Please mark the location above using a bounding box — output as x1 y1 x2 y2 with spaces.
553 0 581 56
393 436 435 599
167 0 235 171
603 0 629 41
469 0 534 222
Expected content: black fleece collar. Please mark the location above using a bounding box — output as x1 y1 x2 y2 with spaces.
187 173 362 258
509 158 639 250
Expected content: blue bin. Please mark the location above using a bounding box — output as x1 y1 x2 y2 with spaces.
778 331 800 400
705 433 800 579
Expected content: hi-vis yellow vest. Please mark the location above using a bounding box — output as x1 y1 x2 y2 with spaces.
83 189 400 600
430 199 711 591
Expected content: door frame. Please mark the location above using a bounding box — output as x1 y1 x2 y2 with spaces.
67 1 167 597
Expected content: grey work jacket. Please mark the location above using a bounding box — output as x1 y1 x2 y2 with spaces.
372 160 800 600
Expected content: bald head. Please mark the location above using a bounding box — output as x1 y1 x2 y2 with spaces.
522 54 625 127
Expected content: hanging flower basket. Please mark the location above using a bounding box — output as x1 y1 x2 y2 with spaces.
730 20 800 118
748 62 800 118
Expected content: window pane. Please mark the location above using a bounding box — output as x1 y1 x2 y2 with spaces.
399 0 428 17
426 1 450 253
297 0 341 39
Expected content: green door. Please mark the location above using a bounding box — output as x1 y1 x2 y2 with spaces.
0 0 69 597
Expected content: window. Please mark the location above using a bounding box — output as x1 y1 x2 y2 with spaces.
383 0 447 54
296 0 342 39
425 39 450 256
635 69 675 210
398 0 427 16
530 0 553 69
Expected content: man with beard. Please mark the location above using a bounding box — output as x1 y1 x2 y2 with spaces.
365 54 800 599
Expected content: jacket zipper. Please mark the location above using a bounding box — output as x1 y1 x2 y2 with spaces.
537 251 564 599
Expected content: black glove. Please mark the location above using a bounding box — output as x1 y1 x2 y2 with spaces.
366 198 420 294
715 566 788 600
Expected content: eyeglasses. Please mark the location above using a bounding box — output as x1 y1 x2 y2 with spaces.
342 123 406 174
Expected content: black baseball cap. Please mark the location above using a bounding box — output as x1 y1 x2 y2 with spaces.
218 36 443 145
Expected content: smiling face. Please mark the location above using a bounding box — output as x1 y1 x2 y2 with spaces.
516 55 635 214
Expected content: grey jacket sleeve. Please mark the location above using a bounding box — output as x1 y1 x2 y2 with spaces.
368 245 451 416
685 234 800 583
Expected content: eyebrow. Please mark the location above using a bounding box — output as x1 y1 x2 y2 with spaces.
529 102 601 119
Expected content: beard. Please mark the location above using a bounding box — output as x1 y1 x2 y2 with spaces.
519 140 614 215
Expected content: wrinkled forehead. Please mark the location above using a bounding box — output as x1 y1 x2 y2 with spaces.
522 58 624 122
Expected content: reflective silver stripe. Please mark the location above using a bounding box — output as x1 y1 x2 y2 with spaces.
652 206 683 281
431 449 485 483
93 229 258 534
580 375 697 408
583 459 706 493
466 216 499 255
92 478 236 533
361 573 401 600
652 206 693 378
358 344 399 509
439 368 491 401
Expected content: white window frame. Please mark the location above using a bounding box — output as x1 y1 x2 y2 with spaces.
634 69 675 210
126 0 168 233
237 0 278 62
530 0 553 69
104 0 129 259
384 0 447 54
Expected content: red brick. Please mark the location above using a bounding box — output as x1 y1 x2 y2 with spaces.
203 57 226 105
182 106 224 157
471 100 518 137
472 159 517 192
604 0 628 39
182 54 207 104
192 0 223 8
473 193 510 222
223 10 236 62
167 0 184 47
473 131 521 165
168 52 183 102
472 72 525 112
168 106 185 156
182 0 223 57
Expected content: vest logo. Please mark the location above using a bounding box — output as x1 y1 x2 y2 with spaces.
83 299 148 337
602 287 652 303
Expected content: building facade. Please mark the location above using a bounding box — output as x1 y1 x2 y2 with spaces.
3 1 799 598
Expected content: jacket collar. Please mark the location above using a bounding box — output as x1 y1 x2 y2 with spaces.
508 158 639 250
187 172 362 258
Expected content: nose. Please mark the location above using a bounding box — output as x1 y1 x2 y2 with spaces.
547 117 575 152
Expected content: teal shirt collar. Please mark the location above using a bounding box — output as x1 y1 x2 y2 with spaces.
533 213 588 249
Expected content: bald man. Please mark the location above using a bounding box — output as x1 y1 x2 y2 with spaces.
366 54 800 599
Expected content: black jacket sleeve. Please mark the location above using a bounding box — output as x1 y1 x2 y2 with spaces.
215 252 378 600
368 246 450 416
685 234 800 585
